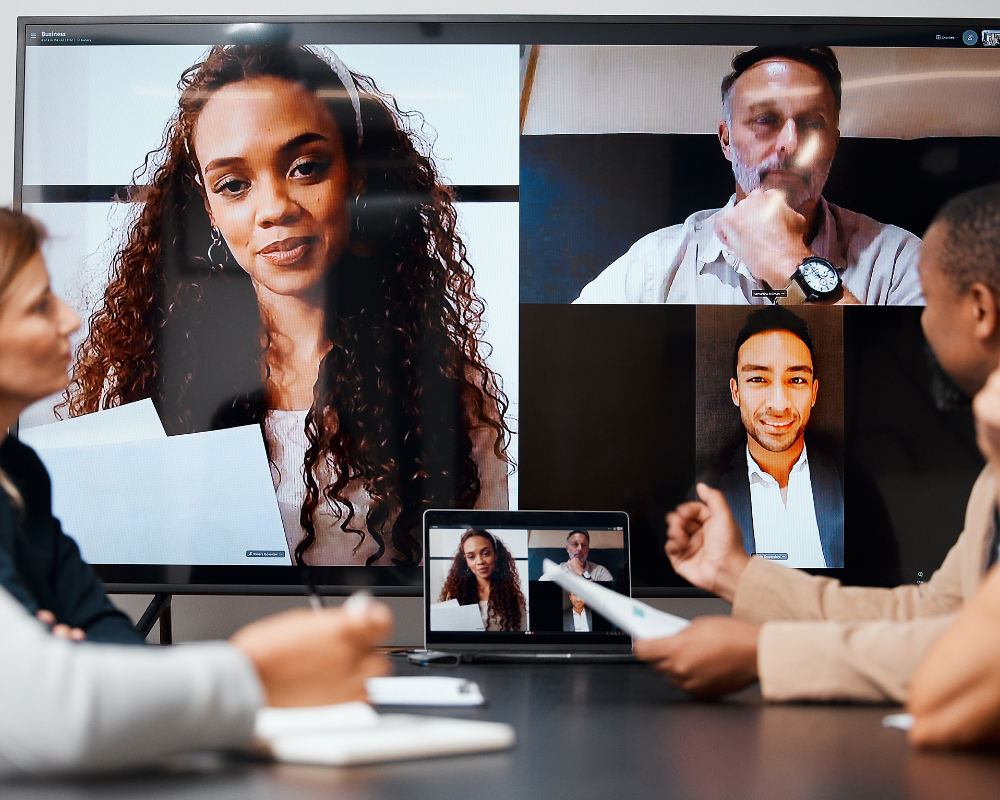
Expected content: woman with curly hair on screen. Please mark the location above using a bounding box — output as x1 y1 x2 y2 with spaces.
64 44 511 568
439 530 526 632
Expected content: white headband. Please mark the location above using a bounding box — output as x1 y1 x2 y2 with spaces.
304 44 364 146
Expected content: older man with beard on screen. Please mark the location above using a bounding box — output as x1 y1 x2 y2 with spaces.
633 183 1000 704
540 530 613 582
575 45 922 306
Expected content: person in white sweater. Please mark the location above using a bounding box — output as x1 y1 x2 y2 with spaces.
0 207 393 777
0 585 391 776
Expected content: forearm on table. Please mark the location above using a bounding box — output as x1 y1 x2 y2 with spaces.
733 555 963 625
757 614 956 703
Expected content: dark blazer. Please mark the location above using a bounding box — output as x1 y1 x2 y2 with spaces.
713 436 845 569
0 436 145 644
563 606 593 632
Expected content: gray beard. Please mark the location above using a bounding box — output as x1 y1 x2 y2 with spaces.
730 152 828 213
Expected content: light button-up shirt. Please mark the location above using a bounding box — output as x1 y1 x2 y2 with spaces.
747 444 827 569
575 196 923 305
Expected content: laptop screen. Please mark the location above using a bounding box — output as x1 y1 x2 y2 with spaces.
424 510 631 651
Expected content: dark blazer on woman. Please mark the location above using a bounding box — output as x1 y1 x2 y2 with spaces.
0 436 144 644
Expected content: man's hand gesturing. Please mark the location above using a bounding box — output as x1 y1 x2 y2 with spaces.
665 483 750 603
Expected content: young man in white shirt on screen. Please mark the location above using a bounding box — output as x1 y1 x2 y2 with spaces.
564 592 593 632
715 306 843 569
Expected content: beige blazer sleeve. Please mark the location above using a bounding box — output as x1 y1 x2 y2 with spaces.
0 588 263 777
734 468 996 703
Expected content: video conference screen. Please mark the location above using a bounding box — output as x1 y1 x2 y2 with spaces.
13 16 1000 593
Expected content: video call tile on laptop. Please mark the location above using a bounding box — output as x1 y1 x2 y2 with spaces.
423 510 632 658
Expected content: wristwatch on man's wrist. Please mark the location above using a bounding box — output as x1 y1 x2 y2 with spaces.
582 570 592 580
781 255 842 304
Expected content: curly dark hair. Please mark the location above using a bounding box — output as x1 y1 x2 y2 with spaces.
63 44 511 567
438 530 524 632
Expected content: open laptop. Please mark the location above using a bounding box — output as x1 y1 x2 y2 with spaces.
422 510 635 662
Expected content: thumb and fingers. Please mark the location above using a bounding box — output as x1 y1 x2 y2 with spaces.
37 609 86 641
695 482 733 519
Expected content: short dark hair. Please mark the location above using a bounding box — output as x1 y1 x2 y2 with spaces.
930 183 1000 295
567 530 590 543
721 46 842 112
731 306 815 380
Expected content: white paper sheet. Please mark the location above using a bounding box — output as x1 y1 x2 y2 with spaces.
254 701 515 766
430 599 486 631
541 559 690 639
32 425 290 564
882 713 914 732
366 676 485 706
19 398 166 449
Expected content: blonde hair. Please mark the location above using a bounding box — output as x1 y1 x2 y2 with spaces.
0 208 46 510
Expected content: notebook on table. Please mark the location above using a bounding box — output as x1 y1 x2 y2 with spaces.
422 509 636 662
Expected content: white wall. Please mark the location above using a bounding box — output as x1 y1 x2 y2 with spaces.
3 0 997 207
5 0 996 643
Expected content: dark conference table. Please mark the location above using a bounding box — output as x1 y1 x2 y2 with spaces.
7 660 1000 800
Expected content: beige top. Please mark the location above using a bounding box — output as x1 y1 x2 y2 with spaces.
574 196 923 306
266 409 509 566
478 597 529 632
733 468 996 703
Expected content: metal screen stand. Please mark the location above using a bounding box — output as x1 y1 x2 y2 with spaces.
135 593 172 645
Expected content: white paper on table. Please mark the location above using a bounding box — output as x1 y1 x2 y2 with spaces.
256 702 379 738
366 676 485 706
19 398 166 449
253 701 514 766
430 600 486 631
32 425 291 565
541 559 690 639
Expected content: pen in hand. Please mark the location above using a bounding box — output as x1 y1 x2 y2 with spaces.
300 565 372 616
299 565 325 613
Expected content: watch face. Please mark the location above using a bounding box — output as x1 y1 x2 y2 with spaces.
799 259 840 293
582 571 591 580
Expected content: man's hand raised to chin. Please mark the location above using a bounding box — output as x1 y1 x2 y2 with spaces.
714 188 861 304
714 187 812 291
665 483 751 604
565 556 586 577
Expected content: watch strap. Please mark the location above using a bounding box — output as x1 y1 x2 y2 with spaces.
776 277 809 305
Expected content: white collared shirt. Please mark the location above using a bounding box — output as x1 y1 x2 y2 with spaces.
747 444 828 569
572 609 591 632
574 196 923 305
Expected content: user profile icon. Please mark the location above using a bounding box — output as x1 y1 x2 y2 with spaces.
963 30 978 45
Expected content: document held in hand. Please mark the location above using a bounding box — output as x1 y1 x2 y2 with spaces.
541 559 690 639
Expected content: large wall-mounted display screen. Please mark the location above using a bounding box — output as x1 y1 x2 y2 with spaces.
13 16 1000 594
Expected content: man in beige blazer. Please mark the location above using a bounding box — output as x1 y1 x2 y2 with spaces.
635 183 1000 703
